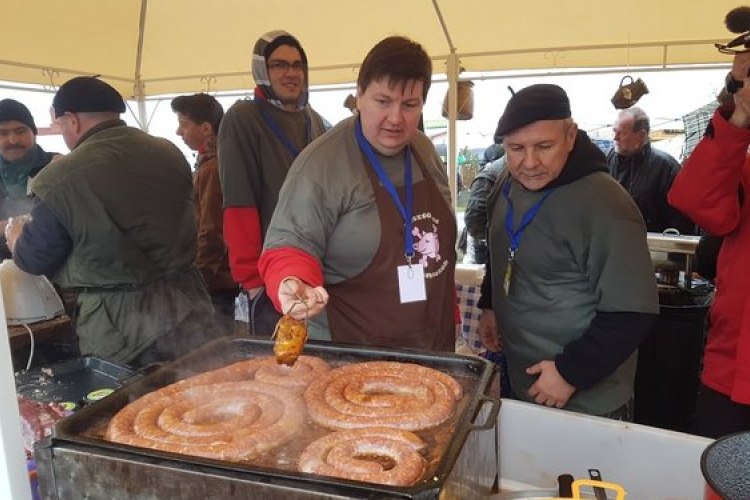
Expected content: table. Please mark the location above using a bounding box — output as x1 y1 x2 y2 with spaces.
8 315 75 371
455 264 514 398
7 315 72 350
455 264 485 355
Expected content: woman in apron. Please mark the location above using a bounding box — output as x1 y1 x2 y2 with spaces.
259 36 457 352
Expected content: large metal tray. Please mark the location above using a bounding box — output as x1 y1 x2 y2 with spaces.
36 337 499 500
647 232 700 255
16 356 136 407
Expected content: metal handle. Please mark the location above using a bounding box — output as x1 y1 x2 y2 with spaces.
572 479 626 500
121 361 164 385
469 395 501 430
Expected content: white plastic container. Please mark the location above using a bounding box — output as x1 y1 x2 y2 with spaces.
495 399 713 500
0 259 64 325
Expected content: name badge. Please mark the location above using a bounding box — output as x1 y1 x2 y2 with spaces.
235 292 249 323
397 264 427 303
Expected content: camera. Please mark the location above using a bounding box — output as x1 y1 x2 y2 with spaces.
725 66 750 94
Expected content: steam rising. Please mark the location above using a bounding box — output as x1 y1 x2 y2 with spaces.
1 196 37 221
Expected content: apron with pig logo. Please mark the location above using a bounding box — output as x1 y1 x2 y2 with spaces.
326 145 456 351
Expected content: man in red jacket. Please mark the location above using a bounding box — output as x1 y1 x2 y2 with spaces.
668 20 750 437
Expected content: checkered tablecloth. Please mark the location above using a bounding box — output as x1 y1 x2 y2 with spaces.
456 283 484 354
455 282 514 398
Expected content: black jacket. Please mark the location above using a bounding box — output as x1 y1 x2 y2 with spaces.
464 156 507 240
607 144 694 234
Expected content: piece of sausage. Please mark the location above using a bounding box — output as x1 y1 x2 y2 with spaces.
298 427 427 486
304 361 463 431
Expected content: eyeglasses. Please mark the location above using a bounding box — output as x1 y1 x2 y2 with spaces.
716 43 750 55
715 32 750 55
268 60 307 73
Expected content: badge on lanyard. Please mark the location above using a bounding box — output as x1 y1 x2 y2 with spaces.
398 261 427 303
503 249 515 296
502 179 554 296
355 119 426 304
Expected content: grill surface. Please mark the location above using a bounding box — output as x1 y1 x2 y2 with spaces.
36 337 499 500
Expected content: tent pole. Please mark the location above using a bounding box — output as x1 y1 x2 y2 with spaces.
446 52 459 209
431 0 460 209
135 81 149 133
134 0 149 131
0 283 33 500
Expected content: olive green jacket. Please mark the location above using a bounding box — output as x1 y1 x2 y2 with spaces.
32 120 212 363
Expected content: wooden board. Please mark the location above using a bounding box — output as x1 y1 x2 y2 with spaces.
7 315 72 350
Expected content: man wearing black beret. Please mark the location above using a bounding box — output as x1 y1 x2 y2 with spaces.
6 76 217 368
0 99 59 256
477 84 658 418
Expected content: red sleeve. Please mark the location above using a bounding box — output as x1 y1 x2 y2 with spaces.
223 207 263 290
259 247 323 312
668 108 750 236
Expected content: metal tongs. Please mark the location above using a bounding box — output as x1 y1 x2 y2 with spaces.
272 282 310 339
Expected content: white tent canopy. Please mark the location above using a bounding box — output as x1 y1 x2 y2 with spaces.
0 0 742 98
0 3 742 498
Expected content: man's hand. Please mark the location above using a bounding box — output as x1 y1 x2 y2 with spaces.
278 277 328 320
4 214 31 253
478 309 502 352
526 360 576 409
730 52 750 128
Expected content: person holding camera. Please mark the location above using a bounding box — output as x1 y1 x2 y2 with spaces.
668 6 750 438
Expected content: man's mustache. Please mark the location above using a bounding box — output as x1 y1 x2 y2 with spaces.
4 145 26 150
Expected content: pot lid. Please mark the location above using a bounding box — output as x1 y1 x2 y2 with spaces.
701 430 750 500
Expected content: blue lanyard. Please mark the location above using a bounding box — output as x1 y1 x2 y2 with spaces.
355 118 415 261
502 179 553 256
257 100 311 158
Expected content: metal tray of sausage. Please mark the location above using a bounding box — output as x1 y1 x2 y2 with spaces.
36 337 499 500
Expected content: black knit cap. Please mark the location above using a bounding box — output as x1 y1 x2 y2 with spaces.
263 34 308 65
495 84 571 137
52 76 126 118
0 99 37 134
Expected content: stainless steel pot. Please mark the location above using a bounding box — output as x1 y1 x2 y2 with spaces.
701 430 750 500
488 489 558 499
488 480 626 500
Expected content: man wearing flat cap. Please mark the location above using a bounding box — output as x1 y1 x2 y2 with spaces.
6 76 215 367
669 5 750 438
0 99 59 256
477 84 658 418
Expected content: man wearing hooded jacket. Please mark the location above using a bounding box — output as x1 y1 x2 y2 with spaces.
477 84 658 418
218 30 328 335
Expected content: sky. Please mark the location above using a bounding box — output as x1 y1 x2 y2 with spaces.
0 65 728 163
